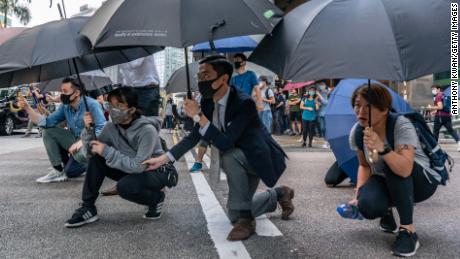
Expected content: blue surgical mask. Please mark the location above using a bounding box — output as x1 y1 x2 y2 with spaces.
308 91 315 96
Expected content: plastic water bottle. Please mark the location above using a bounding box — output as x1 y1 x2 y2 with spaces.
336 203 363 220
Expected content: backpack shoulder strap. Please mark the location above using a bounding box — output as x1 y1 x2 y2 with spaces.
386 113 399 149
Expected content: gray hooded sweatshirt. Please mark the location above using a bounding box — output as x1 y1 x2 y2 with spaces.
81 116 164 174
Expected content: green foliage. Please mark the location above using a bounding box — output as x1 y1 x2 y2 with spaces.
1 0 32 27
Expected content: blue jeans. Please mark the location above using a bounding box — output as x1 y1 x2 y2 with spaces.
259 110 273 134
319 116 326 138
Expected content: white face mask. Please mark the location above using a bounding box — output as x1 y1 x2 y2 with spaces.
432 89 438 95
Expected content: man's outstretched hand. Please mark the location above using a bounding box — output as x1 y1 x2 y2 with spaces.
142 154 170 171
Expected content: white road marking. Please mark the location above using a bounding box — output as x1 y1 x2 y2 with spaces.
199 154 282 237
174 132 283 238
185 152 252 259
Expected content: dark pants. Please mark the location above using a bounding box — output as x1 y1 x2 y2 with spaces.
273 109 284 135
302 120 316 145
133 86 160 116
324 162 348 186
165 115 174 129
433 115 459 142
82 155 166 208
357 163 437 225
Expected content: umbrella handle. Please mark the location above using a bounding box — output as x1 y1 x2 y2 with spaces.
71 58 97 139
364 127 379 164
184 48 192 99
208 20 226 54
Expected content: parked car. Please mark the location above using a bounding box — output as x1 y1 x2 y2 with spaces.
0 86 32 135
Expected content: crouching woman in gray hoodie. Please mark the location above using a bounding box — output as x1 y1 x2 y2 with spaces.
65 87 166 228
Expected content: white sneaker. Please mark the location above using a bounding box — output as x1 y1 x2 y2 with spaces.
297 136 303 142
36 169 68 183
457 141 460 152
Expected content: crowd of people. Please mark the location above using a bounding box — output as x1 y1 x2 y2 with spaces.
12 53 456 257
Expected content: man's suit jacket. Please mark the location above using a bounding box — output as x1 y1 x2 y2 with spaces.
170 86 287 187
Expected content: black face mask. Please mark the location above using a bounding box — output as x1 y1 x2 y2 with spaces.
234 61 242 69
60 92 75 105
198 77 221 99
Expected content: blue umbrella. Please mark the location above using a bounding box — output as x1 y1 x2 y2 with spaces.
191 36 257 53
324 79 413 182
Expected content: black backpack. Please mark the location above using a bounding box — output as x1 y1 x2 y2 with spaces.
442 93 451 113
355 112 454 185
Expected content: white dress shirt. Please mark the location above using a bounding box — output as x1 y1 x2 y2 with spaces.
118 55 160 87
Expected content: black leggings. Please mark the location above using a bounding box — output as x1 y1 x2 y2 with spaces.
433 115 459 142
82 155 167 207
357 163 438 225
302 120 316 145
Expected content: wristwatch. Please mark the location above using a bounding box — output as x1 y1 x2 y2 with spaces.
378 144 392 156
193 112 203 123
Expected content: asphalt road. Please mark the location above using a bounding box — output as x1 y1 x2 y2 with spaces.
0 131 459 259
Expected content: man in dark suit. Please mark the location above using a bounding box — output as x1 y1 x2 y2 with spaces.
143 55 294 241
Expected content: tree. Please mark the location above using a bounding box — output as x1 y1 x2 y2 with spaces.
0 0 32 28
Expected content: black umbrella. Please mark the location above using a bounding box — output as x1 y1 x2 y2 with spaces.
0 17 162 88
249 0 449 82
38 70 113 92
0 17 161 137
80 0 283 98
165 61 276 94
250 0 449 162
165 62 199 95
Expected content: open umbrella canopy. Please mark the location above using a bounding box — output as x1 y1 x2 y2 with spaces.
250 0 449 81
0 17 162 87
283 81 315 91
324 79 413 182
191 36 258 53
165 61 276 94
80 0 283 48
0 27 26 45
38 70 112 92
165 62 199 94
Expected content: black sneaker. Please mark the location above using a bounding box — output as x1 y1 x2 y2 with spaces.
391 228 420 257
65 206 98 228
144 192 165 220
380 209 398 233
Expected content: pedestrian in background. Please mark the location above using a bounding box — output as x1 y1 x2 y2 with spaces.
426 85 460 151
273 88 286 135
288 89 302 136
164 98 174 133
316 81 330 148
118 55 161 118
230 53 259 96
300 86 320 148
258 76 275 133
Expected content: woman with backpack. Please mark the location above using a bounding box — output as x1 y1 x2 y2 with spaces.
300 86 320 148
348 84 440 257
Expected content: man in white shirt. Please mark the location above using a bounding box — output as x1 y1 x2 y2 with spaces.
118 55 161 117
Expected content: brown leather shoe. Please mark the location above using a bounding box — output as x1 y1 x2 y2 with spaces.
101 185 118 196
227 218 256 241
279 186 294 220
